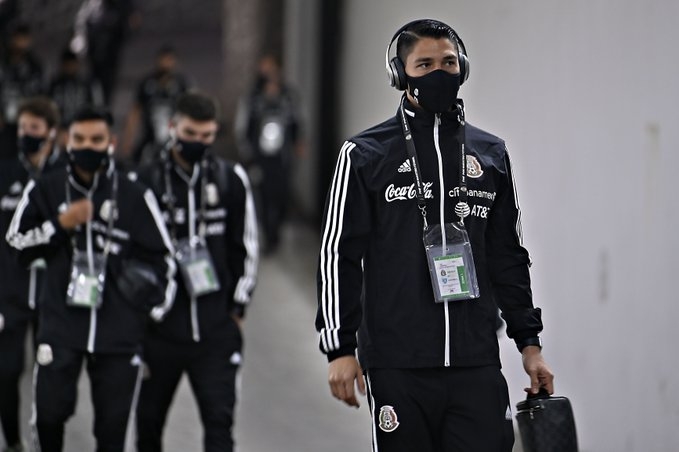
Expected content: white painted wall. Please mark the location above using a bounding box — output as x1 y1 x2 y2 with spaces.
338 1 679 451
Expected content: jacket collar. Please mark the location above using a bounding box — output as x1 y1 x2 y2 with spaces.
398 97 464 130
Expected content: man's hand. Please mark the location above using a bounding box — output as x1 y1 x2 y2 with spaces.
231 314 243 331
58 199 93 230
522 345 555 395
328 355 366 408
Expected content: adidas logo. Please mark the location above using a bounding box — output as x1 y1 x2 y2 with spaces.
397 160 412 173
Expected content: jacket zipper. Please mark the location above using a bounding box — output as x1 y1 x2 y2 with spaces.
187 181 201 342
86 189 97 353
28 267 37 310
433 114 451 367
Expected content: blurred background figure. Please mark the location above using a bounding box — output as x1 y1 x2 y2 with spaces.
70 0 140 106
235 54 304 254
0 0 19 52
120 45 190 164
48 48 104 147
0 22 44 160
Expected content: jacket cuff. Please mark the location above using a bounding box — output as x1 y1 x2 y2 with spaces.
49 217 69 245
515 336 542 352
230 303 247 320
327 347 356 363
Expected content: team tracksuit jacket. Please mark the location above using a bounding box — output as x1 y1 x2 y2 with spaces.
316 100 543 370
136 152 259 344
5 162 176 354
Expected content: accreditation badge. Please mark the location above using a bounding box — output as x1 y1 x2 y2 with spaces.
66 250 106 309
175 238 221 298
423 222 480 302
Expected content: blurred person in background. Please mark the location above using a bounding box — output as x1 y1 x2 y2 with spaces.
135 92 258 452
5 106 176 452
0 0 19 52
0 97 64 452
316 19 553 452
0 23 44 160
71 0 140 106
49 48 104 148
120 45 190 164
235 54 304 254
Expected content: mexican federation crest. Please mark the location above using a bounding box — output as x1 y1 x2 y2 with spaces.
466 155 484 178
378 405 400 432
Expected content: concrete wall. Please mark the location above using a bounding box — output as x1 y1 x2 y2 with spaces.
337 1 679 451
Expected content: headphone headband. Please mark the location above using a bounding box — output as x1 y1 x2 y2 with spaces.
385 19 470 90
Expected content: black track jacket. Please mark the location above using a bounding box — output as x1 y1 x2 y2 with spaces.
316 100 543 369
6 163 176 354
136 153 259 344
0 151 65 329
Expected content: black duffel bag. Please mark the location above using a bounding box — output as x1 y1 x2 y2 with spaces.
516 389 578 452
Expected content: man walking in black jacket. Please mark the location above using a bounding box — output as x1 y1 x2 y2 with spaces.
6 106 176 452
316 19 554 452
135 92 258 452
0 97 64 452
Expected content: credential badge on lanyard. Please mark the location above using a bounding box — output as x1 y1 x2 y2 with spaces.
398 96 480 302
66 172 117 309
165 159 221 298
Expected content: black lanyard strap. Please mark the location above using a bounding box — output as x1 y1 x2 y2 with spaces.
398 96 471 227
65 169 118 258
163 155 210 246
454 102 470 223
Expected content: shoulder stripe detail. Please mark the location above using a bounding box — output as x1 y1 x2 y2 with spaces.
5 180 56 250
505 149 524 244
319 141 356 352
143 189 178 320
233 163 259 304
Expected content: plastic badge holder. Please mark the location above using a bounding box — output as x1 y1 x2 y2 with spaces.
66 250 106 309
423 222 480 302
175 238 221 298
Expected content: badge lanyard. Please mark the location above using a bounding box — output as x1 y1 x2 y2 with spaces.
398 96 480 302
398 96 470 228
163 155 221 300
64 170 118 309
163 157 209 247
65 170 118 267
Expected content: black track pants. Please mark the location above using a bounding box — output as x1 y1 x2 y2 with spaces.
33 347 142 452
136 333 241 452
0 322 28 447
365 366 515 452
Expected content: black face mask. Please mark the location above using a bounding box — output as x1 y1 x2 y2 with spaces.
407 70 461 113
176 138 209 164
18 134 45 156
68 148 110 173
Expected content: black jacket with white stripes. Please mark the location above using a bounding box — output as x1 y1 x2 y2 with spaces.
136 152 258 344
5 163 176 354
0 151 66 329
316 101 543 369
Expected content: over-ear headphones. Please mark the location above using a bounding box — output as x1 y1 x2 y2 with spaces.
385 19 470 91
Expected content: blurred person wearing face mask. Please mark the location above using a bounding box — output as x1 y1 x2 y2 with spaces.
0 97 63 452
135 92 259 452
0 23 44 161
5 106 176 452
120 45 190 165
234 54 304 254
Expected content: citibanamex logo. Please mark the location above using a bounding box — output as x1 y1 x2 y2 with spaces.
384 182 433 202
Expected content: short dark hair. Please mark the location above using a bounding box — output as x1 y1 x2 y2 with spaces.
18 97 60 129
157 44 176 57
174 92 219 122
70 105 114 128
396 19 460 63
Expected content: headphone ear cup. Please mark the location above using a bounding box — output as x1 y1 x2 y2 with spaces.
458 53 470 85
389 57 407 91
